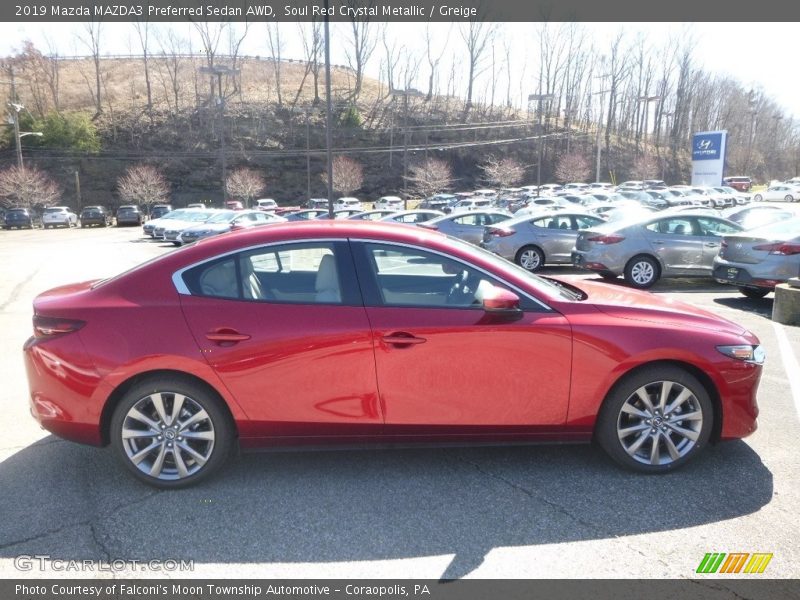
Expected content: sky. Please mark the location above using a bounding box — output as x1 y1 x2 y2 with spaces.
0 21 798 119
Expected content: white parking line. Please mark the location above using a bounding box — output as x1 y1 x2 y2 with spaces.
772 322 800 421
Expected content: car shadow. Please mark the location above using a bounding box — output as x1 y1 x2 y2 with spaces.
0 437 772 579
714 296 775 319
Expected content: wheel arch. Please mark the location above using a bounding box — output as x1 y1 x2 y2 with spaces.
99 369 238 446
595 359 723 443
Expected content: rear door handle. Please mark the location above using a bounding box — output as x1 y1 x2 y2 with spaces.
382 333 427 346
206 329 251 344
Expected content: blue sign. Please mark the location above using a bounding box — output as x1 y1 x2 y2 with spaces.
692 133 723 161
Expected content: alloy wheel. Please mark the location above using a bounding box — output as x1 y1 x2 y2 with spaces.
616 380 703 466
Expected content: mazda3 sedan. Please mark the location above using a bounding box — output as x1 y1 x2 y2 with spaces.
24 221 763 488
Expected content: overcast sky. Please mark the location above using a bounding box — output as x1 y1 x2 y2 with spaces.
0 21 797 118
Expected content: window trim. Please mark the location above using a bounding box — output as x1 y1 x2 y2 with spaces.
349 238 552 312
172 238 362 306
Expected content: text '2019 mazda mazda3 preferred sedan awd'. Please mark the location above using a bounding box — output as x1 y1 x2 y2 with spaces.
23 221 763 487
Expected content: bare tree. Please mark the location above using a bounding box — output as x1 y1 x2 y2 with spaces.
298 20 323 105
460 20 495 117
76 21 103 116
404 158 454 198
117 164 170 211
481 156 526 187
323 156 364 195
554 152 591 183
0 166 60 209
266 23 284 106
193 22 227 102
132 20 153 114
226 168 265 208
381 24 401 95
343 5 378 101
158 28 186 112
425 24 448 102
630 154 659 179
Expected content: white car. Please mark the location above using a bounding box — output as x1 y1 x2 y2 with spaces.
255 198 278 212
333 197 363 211
42 206 78 229
450 198 494 211
373 196 404 210
752 185 800 203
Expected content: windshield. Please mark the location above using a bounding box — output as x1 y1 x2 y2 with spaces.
206 210 237 224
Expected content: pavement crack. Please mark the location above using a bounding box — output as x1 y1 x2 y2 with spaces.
455 454 672 568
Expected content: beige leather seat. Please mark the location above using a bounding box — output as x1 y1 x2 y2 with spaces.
199 261 238 298
241 259 265 300
315 254 340 303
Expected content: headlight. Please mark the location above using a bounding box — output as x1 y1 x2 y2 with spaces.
717 345 765 364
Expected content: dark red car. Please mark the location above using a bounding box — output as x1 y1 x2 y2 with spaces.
23 221 763 488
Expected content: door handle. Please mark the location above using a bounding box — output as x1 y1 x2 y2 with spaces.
206 329 251 344
382 333 427 346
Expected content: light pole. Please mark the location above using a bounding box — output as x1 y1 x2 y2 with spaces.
637 95 661 151
528 93 554 189
199 65 239 203
391 88 424 204
589 86 610 183
15 129 43 169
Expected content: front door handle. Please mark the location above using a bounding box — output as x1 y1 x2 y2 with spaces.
206 328 251 344
382 332 427 346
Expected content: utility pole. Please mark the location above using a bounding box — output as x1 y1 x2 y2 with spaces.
75 170 82 211
305 107 311 200
528 93 554 189
199 65 238 203
323 0 334 217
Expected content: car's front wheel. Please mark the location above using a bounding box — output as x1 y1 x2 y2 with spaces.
753 194 763 202
624 255 660 289
595 365 713 473
110 377 234 488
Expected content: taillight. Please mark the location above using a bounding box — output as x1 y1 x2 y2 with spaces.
752 242 800 256
486 227 514 237
33 316 85 338
586 233 625 244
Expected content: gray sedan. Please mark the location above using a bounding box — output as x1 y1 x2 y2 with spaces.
482 211 606 272
421 210 512 244
712 216 800 298
572 213 742 288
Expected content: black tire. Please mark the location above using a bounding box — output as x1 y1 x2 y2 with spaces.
110 377 235 489
515 245 545 272
624 255 660 289
785 195 794 203
595 365 713 473
739 286 770 299
599 271 618 280
753 194 763 202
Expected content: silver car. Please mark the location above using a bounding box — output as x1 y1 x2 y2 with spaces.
420 210 512 244
752 185 800 203
380 210 445 225
482 210 606 272
712 216 800 298
722 205 795 230
572 212 742 288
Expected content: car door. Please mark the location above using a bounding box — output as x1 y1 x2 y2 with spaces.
642 217 706 275
448 213 480 242
178 240 382 438
532 214 577 263
351 241 572 433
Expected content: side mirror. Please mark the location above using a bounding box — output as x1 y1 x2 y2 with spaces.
480 286 523 322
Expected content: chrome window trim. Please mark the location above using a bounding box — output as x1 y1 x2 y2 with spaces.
172 235 554 312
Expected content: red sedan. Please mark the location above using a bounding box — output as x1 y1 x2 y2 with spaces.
23 221 763 488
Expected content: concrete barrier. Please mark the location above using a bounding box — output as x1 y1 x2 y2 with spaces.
772 278 800 326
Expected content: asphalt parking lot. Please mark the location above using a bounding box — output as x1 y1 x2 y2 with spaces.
0 225 798 580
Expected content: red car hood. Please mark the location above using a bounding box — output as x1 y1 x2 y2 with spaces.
571 278 748 336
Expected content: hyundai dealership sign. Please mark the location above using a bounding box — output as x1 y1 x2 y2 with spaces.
691 130 727 185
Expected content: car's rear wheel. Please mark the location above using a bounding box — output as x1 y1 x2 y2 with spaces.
596 365 713 473
784 195 794 203
739 286 770 299
624 255 660 289
515 245 544 272
110 378 234 488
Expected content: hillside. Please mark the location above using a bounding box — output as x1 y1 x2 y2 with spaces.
1 53 692 208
